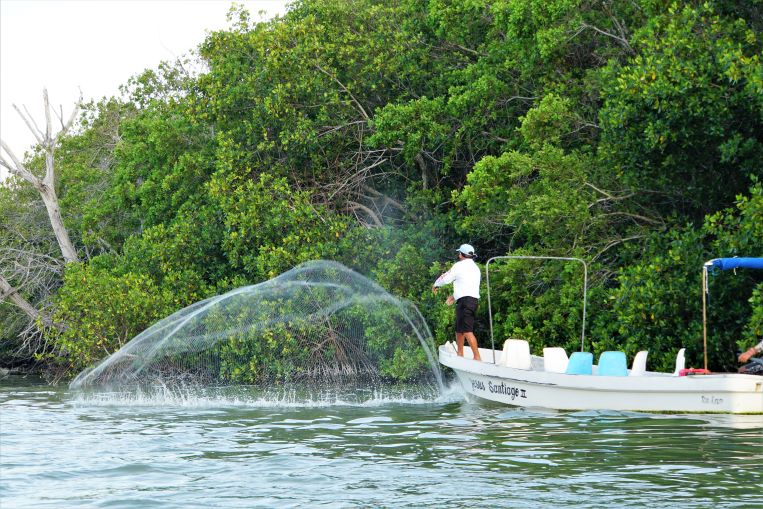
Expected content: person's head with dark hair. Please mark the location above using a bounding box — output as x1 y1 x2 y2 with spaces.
456 243 476 259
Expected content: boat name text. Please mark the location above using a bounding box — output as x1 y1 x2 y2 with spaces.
701 395 724 405
470 379 527 400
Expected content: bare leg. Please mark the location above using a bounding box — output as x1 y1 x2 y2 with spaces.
464 332 481 361
456 333 465 356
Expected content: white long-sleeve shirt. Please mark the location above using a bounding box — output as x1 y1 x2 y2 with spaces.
434 258 481 300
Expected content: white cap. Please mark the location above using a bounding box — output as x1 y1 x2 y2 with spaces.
456 244 476 257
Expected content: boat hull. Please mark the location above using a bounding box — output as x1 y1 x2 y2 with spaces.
440 347 763 414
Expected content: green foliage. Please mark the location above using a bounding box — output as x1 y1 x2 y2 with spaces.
456 145 591 250
218 324 306 384
108 100 215 232
594 228 707 371
115 219 217 304
518 94 581 150
209 172 350 280
594 182 763 372
482 256 592 358
45 264 175 375
704 180 763 255
56 98 135 252
3 0 762 381
370 97 449 169
598 3 763 219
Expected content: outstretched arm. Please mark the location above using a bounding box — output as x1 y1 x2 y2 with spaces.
433 269 456 304
739 339 763 363
433 268 457 288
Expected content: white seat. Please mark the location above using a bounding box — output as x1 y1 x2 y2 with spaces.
502 339 532 370
445 341 457 354
631 350 648 376
673 348 686 376
543 347 569 373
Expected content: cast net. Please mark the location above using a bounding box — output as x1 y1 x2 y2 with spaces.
70 261 442 394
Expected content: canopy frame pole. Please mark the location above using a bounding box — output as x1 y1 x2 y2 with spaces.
486 256 588 365
486 260 496 364
702 265 709 371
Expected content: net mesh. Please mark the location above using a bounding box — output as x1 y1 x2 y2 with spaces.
70 260 442 392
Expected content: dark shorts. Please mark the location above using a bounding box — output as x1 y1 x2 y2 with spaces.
455 297 478 333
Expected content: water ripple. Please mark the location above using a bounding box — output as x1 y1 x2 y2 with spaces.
1 378 761 508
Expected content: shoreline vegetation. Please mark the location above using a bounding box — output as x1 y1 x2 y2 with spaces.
1 0 761 382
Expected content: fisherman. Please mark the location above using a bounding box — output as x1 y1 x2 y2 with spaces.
433 244 482 361
738 338 763 375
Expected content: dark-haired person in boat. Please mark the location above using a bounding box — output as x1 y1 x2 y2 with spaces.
738 338 763 375
433 244 482 361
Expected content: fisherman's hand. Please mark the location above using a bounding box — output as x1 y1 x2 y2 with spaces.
739 347 756 363
446 295 455 306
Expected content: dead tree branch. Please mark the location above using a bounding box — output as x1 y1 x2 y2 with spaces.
0 89 82 263
579 22 634 54
347 201 383 227
314 64 371 122
0 274 54 327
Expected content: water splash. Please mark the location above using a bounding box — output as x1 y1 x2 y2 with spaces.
70 383 464 409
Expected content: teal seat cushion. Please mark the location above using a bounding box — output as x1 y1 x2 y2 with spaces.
565 352 593 375
597 351 628 376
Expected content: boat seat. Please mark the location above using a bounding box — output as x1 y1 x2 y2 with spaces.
565 352 593 375
630 350 648 376
502 339 532 370
673 348 686 376
597 351 628 376
543 347 569 373
497 339 526 364
445 341 457 354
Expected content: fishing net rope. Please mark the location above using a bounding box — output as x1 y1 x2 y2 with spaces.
70 261 442 392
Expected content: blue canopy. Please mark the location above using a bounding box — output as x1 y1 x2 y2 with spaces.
706 258 763 271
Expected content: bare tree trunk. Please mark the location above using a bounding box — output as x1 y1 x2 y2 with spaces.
0 89 80 337
0 88 81 263
39 175 78 263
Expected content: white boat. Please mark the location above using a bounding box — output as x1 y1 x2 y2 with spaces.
439 256 763 414
439 344 763 413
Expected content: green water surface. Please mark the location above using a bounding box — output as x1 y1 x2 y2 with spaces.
1 376 761 508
